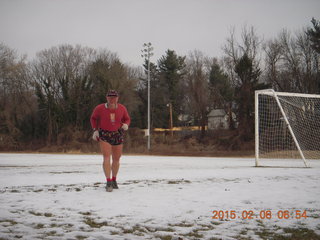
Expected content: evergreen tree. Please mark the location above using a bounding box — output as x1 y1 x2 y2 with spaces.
209 62 233 106
234 53 267 140
157 50 186 127
306 18 320 93
209 62 235 129
307 18 320 54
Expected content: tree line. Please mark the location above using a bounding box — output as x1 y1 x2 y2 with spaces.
0 19 319 150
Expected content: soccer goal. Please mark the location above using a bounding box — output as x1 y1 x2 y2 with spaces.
255 89 320 167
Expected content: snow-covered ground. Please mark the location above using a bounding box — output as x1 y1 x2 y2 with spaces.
0 153 319 240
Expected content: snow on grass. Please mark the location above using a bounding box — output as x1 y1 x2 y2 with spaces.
0 153 319 239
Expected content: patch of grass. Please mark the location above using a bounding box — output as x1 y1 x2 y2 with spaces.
169 221 194 228
144 226 156 232
34 223 45 229
64 223 74 228
79 211 92 216
132 224 147 233
255 227 320 240
155 227 175 232
76 235 88 240
123 228 134 234
134 232 144 236
198 223 216 231
83 218 108 228
10 210 23 214
121 224 148 235
132 225 174 233
28 211 42 216
110 230 121 235
151 180 161 183
33 189 43 192
279 227 320 240
154 235 172 240
181 228 204 238
44 230 57 237
210 221 222 225
310 213 320 219
256 219 264 227
255 227 274 239
28 211 53 217
232 236 253 240
234 228 255 240
167 180 179 184
239 228 250 235
0 219 18 226
194 226 213 232
167 179 191 184
44 212 53 217
10 189 20 193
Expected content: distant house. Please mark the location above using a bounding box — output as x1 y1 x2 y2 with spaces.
207 109 236 130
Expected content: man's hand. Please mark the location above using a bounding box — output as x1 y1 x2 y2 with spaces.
121 123 128 131
92 130 100 141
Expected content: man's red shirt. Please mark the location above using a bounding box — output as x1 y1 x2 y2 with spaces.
90 103 130 131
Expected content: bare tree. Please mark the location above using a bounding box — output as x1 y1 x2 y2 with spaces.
296 29 319 93
223 25 263 87
222 25 267 141
184 50 210 138
263 39 283 90
0 43 34 149
31 44 95 144
279 30 304 92
264 29 319 93
88 49 140 114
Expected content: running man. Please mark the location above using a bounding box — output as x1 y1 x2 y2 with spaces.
90 90 131 192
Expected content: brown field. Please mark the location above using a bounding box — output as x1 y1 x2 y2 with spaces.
0 129 255 157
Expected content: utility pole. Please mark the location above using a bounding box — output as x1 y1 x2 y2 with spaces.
141 42 154 150
167 103 173 137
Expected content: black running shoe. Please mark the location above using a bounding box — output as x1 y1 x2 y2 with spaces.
106 181 113 192
112 180 119 189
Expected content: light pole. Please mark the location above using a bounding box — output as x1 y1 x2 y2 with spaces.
167 103 173 137
141 42 153 150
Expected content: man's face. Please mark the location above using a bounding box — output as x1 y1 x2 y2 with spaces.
107 96 118 104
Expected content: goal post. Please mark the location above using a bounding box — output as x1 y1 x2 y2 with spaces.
255 89 320 167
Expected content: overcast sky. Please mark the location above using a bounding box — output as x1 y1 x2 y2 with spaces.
0 0 319 66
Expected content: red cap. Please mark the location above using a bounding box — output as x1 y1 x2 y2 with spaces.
106 90 119 97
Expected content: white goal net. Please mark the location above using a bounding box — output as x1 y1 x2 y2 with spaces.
255 89 320 167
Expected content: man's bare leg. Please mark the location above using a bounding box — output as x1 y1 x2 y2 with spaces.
111 144 123 189
111 144 123 178
100 141 113 191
